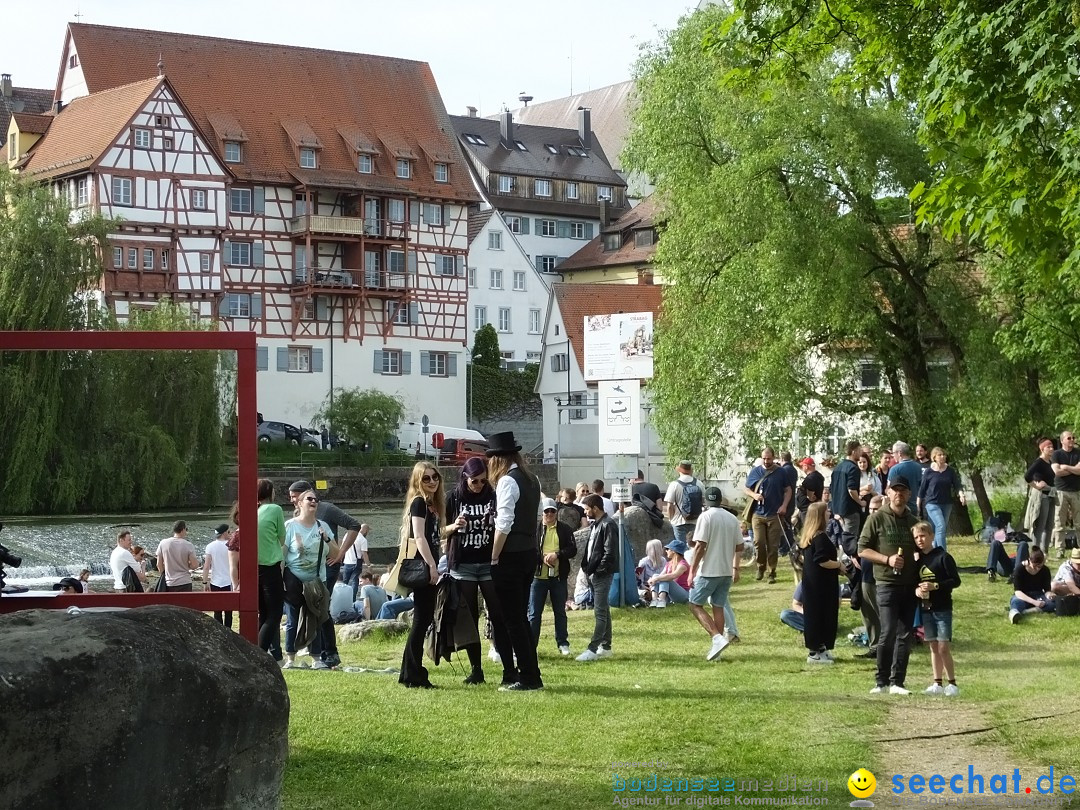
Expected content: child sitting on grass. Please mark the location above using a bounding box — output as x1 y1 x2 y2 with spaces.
912 521 962 696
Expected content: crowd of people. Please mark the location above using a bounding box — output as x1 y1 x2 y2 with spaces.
80 428 1080 694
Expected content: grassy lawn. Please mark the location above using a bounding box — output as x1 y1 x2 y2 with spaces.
280 537 1080 809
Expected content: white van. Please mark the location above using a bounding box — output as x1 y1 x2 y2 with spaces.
396 422 487 460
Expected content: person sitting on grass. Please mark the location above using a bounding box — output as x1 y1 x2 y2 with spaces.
986 534 1033 583
1008 547 1055 623
779 583 805 633
912 521 962 696
638 539 666 604
1050 548 1080 616
648 539 692 607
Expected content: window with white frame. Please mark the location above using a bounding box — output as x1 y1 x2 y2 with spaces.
381 349 402 375
428 352 448 377
230 188 252 214
474 305 487 330
423 203 443 226
127 248 137 269
488 231 502 250
112 247 122 268
134 128 151 148
299 148 317 169
498 307 511 332
191 189 207 210
386 300 410 325
358 153 373 174
597 185 613 201
160 249 170 271
155 115 170 128
111 177 132 206
505 215 522 234
570 222 586 239
224 141 242 163
513 271 526 291
490 269 503 289
540 219 557 237
396 158 411 178
535 179 552 197
434 163 448 183
566 181 579 200
529 309 541 333
302 298 315 320
76 178 88 207
288 346 312 372
539 256 557 272
439 255 456 276
468 266 477 288
162 137 173 150
227 293 251 318
498 175 514 194
229 241 252 266
142 249 154 270
200 253 211 272
388 199 405 223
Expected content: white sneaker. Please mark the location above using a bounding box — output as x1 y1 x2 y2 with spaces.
889 685 911 695
487 646 502 664
806 653 833 665
869 685 885 694
558 645 571 656
1008 608 1020 624
596 647 613 659
707 634 729 661
576 649 600 662
924 684 945 695
819 650 834 662
944 684 960 697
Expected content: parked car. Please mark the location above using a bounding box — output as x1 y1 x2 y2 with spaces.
257 421 317 447
302 428 323 448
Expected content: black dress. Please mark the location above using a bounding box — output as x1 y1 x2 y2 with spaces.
801 531 839 652
399 495 441 687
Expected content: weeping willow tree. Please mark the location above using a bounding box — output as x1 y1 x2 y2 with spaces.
0 167 223 513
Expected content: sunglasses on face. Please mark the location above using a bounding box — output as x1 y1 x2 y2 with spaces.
304 497 318 503
422 473 440 483
469 477 488 484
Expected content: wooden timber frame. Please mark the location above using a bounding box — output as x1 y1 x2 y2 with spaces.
0 330 260 644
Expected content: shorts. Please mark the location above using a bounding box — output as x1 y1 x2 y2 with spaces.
450 562 493 582
922 609 952 642
688 574 733 608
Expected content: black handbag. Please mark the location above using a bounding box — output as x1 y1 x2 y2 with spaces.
398 535 430 590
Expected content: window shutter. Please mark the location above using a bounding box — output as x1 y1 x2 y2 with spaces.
254 187 265 214
551 354 558 372
316 296 328 321
448 353 458 377
408 252 417 274
585 223 594 239
251 294 263 317
535 256 543 272
409 302 419 325
456 255 465 276
218 296 229 316
557 221 571 238
520 217 530 235
312 348 323 373
256 346 268 371
422 203 433 223
401 351 412 375
253 241 264 268
223 239 231 265
410 202 420 226
373 350 383 373
420 350 430 375
276 347 288 371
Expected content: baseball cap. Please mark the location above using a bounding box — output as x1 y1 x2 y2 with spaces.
214 524 230 536
53 576 82 593
799 457 816 467
289 480 314 494
704 487 723 506
540 497 558 512
887 479 910 491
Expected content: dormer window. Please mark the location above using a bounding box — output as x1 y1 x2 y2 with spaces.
300 147 317 169
498 175 514 194
535 179 552 197
396 158 412 179
598 185 613 202
566 182 579 200
603 233 621 251
434 162 448 183
224 141 242 163
358 154 373 174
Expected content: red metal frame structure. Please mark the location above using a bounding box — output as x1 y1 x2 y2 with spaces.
0 330 260 643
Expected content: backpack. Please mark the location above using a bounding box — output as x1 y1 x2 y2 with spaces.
678 479 703 520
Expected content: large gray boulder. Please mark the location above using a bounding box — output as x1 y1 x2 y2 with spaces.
0 605 289 809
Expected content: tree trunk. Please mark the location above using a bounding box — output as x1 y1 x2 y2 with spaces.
969 468 993 521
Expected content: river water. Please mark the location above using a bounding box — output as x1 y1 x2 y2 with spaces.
0 503 406 589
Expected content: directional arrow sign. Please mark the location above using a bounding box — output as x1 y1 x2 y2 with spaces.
598 379 640 455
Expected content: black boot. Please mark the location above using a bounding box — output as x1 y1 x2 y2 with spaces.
463 666 485 685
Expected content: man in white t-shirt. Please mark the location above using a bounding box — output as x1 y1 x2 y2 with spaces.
110 530 145 592
342 523 371 600
203 524 234 628
688 488 743 661
665 461 702 545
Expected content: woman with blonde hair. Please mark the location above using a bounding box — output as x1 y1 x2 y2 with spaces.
799 502 844 664
398 461 444 688
638 539 666 603
917 447 966 551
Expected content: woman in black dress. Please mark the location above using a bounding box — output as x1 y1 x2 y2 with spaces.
799 502 844 664
444 456 511 685
398 461 444 688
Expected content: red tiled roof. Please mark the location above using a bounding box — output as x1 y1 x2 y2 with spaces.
23 77 161 179
558 196 660 271
65 23 480 203
10 112 53 135
552 282 664 375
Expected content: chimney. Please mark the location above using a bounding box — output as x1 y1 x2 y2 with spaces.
599 199 610 226
578 106 592 150
1 74 11 99
499 109 513 146
53 99 64 115
466 105 478 118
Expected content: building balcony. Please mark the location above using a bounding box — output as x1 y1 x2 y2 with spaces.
292 266 408 295
287 214 409 240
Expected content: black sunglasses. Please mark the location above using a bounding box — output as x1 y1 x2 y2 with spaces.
422 474 440 483
304 496 318 503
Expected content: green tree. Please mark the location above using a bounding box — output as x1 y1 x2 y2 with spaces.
315 388 404 453
471 323 501 369
624 7 1040 513
467 363 540 423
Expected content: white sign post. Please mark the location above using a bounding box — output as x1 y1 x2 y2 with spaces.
597 379 641 455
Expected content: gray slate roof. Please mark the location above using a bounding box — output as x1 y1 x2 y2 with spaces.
1 84 54 148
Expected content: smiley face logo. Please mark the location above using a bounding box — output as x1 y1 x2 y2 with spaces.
847 768 877 799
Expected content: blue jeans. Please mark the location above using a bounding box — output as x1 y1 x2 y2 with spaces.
987 540 1030 576
673 523 696 545
376 596 414 620
925 503 951 550
780 608 804 633
528 576 569 648
589 573 613 652
341 564 359 600
656 579 689 604
1010 593 1055 614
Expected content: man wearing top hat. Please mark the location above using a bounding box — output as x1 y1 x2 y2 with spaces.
486 431 545 691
